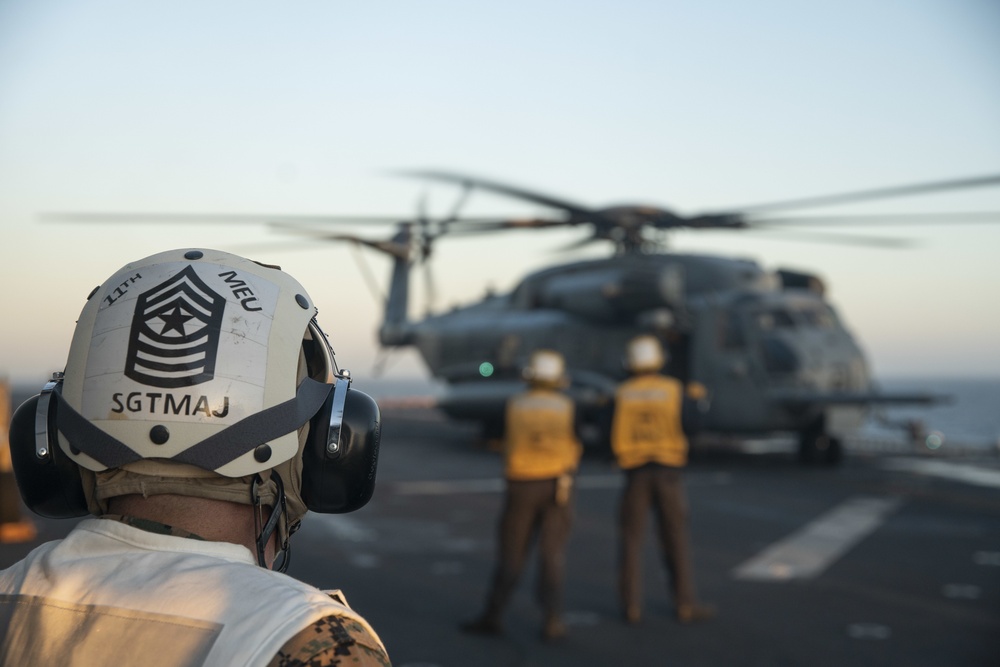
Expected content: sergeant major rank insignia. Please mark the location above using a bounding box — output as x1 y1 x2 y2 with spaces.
124 266 226 388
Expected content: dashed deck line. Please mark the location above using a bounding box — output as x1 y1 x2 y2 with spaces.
732 496 902 581
880 458 1000 489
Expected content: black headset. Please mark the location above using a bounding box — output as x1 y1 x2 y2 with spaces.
300 370 381 514
8 351 381 520
9 377 89 519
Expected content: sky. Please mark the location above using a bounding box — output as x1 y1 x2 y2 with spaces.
0 0 998 388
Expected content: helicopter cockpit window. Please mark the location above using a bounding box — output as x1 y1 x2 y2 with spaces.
798 305 837 329
755 309 795 331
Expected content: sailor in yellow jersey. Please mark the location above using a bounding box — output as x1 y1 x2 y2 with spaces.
611 335 715 626
462 350 582 641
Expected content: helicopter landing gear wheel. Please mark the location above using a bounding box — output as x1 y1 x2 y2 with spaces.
798 423 843 466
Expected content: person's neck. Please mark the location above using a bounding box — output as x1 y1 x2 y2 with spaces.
106 493 276 563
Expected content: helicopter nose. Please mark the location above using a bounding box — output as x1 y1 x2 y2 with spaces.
760 336 800 375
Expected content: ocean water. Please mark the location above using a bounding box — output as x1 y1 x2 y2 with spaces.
861 377 1000 452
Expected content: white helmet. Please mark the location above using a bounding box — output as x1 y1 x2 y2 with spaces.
59 248 325 478
626 335 667 373
523 349 567 387
10 248 382 571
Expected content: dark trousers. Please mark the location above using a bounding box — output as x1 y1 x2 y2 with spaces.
618 464 697 612
480 478 573 622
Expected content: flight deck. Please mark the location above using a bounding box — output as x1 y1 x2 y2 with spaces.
2 406 998 666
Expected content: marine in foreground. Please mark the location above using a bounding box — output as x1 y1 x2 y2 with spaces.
0 249 390 666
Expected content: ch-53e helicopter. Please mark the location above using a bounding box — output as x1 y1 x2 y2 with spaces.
51 171 1000 464
257 170 1000 465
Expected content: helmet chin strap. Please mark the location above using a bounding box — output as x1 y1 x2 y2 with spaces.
251 472 291 573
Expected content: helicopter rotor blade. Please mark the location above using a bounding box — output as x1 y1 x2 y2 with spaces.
728 173 1000 214
747 211 1000 227
38 212 414 225
445 217 575 235
346 242 387 305
443 182 473 226
396 169 607 225
40 211 508 229
272 226 412 260
740 229 916 248
399 171 770 235
44 171 1000 260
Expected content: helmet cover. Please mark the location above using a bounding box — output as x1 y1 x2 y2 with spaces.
59 248 327 480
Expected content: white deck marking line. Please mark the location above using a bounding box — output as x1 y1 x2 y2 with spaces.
880 458 1000 489
732 496 902 581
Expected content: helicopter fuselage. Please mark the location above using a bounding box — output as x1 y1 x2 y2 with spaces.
387 252 872 446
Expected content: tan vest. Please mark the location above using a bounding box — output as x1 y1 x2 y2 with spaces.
0 519 386 667
612 373 688 469
504 389 582 481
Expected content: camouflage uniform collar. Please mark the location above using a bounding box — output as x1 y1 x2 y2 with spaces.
101 514 207 541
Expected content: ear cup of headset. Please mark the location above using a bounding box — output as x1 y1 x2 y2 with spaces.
301 387 381 514
8 394 89 519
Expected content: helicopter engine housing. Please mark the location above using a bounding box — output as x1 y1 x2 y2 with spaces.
530 264 685 322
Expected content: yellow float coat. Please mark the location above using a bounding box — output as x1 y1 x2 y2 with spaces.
503 390 582 480
612 374 689 469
